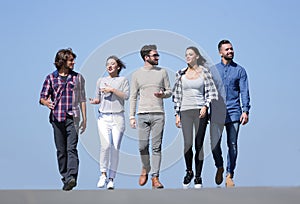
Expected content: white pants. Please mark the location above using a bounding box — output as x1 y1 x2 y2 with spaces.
97 112 125 179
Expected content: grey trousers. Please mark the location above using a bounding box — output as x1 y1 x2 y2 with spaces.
137 113 165 177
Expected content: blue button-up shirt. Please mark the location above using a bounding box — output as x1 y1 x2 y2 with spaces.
215 61 250 123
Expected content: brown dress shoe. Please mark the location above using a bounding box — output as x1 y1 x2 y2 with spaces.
215 167 224 185
152 176 164 189
225 174 235 187
139 168 148 186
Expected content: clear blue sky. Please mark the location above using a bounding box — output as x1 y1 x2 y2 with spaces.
0 0 299 190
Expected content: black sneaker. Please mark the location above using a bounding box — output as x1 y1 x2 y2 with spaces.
63 178 77 191
183 170 194 188
194 177 202 189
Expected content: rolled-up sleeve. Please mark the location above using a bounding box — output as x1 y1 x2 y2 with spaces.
40 75 51 102
239 69 250 112
78 74 86 103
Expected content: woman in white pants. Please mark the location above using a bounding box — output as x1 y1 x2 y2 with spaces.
90 56 129 189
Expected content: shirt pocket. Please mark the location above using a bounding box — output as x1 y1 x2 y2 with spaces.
53 83 63 93
67 81 75 91
229 78 239 90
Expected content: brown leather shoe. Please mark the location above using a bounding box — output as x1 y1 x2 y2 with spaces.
139 168 148 186
152 176 164 189
215 167 224 185
225 174 235 187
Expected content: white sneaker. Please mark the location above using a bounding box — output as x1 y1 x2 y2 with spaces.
97 175 107 188
194 177 202 189
194 183 203 189
182 183 191 189
107 179 114 190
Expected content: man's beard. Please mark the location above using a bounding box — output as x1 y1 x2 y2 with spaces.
224 54 234 61
147 59 158 65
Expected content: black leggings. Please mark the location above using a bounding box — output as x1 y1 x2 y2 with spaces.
181 109 208 178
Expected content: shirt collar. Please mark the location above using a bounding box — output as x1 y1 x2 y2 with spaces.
220 60 236 67
52 69 75 78
53 70 59 77
178 67 188 76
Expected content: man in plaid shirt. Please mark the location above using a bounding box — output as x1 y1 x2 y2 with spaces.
39 48 86 191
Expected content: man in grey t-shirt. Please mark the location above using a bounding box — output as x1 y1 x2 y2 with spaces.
130 44 171 189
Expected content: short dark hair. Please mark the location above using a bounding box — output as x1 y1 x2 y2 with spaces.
140 44 157 61
186 46 207 66
54 48 76 70
106 55 126 74
218 39 231 51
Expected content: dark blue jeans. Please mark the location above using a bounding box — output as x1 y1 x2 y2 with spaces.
51 116 79 184
211 121 240 177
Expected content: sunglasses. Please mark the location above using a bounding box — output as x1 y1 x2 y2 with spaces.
148 54 160 58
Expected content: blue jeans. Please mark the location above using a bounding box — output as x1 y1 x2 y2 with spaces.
211 121 240 177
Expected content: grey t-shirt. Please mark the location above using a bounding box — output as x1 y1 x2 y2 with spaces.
96 76 129 113
180 75 205 111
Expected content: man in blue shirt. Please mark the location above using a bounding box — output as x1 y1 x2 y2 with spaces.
210 40 251 187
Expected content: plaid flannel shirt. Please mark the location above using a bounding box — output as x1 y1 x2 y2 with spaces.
40 70 86 122
172 66 218 115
